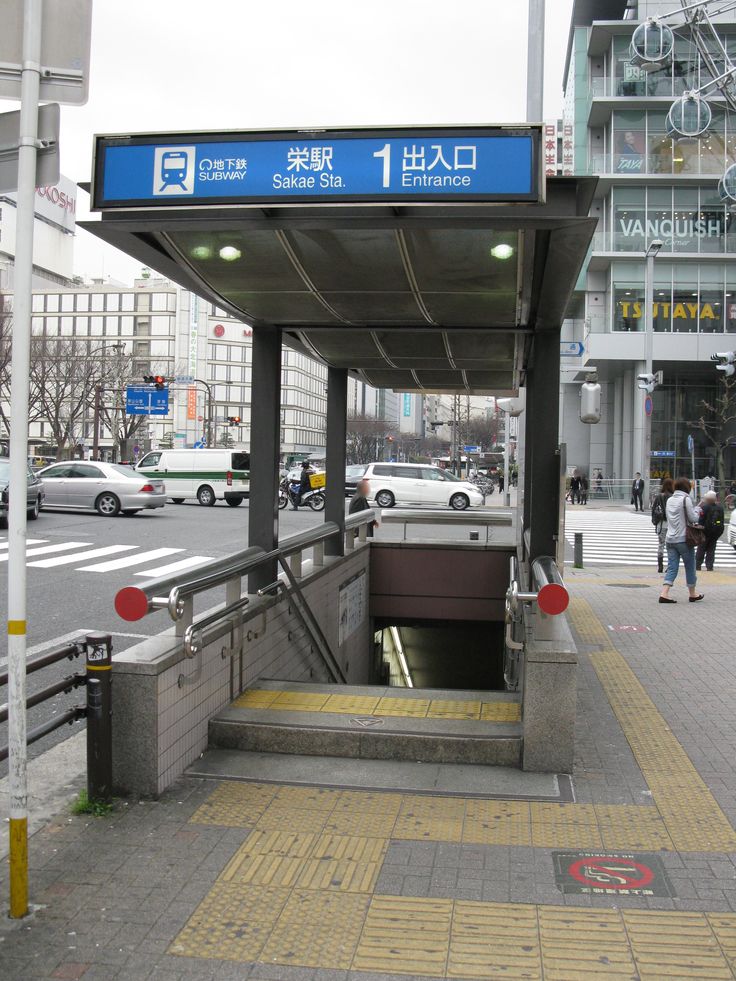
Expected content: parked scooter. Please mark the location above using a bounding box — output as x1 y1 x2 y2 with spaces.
278 476 289 510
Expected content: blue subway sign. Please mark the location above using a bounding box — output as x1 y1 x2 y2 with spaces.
92 127 542 209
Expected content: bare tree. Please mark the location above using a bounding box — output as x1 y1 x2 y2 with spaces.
692 374 736 489
28 337 113 459
345 413 394 464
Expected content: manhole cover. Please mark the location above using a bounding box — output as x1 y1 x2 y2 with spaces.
605 583 651 588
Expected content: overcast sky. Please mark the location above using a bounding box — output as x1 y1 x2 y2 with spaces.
16 0 575 283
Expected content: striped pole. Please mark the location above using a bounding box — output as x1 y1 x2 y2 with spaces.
7 0 43 918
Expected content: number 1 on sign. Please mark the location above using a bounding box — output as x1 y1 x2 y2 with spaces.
373 144 391 188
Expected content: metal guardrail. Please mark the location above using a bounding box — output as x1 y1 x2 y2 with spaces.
378 507 513 543
114 510 377 685
0 633 114 802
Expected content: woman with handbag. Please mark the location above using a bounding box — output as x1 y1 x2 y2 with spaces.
659 477 704 604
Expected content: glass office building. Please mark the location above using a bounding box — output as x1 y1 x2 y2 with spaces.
561 0 736 485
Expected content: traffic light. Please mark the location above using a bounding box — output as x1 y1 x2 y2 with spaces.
711 351 736 377
637 370 663 393
227 415 241 426
143 374 167 390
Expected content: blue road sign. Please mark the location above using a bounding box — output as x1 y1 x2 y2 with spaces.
92 127 541 209
651 450 676 457
464 445 481 454
125 386 169 416
687 434 695 453
560 341 585 357
645 395 653 417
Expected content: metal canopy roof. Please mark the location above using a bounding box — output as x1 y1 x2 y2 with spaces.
81 174 596 396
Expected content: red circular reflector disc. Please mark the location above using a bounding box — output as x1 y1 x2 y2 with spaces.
537 582 569 616
115 586 149 622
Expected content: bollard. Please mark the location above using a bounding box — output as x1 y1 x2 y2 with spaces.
85 632 113 803
574 532 584 569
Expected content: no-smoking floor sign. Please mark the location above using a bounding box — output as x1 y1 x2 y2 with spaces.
553 851 674 897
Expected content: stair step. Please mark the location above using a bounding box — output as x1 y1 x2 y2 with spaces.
209 681 522 767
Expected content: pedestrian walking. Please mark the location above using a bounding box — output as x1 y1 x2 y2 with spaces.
651 476 674 573
348 478 379 537
580 473 589 505
631 472 644 511
595 469 603 494
659 477 704 604
569 471 581 505
695 490 725 571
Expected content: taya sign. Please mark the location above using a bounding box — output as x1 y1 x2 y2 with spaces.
91 126 542 209
618 301 720 321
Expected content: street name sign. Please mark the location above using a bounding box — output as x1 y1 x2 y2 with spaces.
92 126 542 209
463 445 481 454
126 386 169 416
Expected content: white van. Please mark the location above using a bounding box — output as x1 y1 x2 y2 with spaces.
362 462 484 510
136 449 250 507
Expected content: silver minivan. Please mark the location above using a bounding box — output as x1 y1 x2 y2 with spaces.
362 463 484 510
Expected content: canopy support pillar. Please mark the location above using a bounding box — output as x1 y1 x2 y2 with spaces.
247 325 282 592
325 367 348 557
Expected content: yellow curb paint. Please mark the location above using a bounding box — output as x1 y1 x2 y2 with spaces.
9 816 28 919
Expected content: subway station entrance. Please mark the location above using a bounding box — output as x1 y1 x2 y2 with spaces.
82 126 596 794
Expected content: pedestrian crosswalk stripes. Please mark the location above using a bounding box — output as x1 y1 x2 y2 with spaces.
0 542 91 562
28 545 138 568
78 547 182 573
565 509 736 568
0 535 216 578
134 555 212 578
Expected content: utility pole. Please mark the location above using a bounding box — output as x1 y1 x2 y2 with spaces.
527 0 545 121
7 0 42 920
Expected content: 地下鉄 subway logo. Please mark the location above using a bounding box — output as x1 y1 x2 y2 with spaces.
153 146 195 195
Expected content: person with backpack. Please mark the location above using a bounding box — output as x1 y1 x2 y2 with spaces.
651 476 674 574
696 490 725 571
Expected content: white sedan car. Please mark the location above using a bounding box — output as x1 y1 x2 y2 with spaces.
362 462 484 510
37 461 166 516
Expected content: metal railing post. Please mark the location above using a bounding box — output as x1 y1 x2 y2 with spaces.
85 632 113 803
290 551 303 578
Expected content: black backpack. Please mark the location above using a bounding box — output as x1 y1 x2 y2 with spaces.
704 504 725 538
651 494 665 525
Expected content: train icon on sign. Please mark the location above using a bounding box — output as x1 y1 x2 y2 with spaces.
153 146 195 196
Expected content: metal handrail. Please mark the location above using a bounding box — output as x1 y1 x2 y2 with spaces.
279 521 341 556
506 554 569 618
380 508 512 525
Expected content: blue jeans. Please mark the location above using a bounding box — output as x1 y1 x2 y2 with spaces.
664 541 697 588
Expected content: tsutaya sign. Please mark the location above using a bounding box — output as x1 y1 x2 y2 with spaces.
91 126 542 209
619 300 720 321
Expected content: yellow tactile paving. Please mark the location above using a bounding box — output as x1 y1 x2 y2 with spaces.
449 901 542 979
568 597 736 854
393 794 466 842
480 701 522 722
353 894 453 977
269 690 331 712
230 688 280 709
462 800 532 847
231 687 522 723
260 887 370 969
426 699 482 720
373 695 431 717
539 907 636 979
169 882 290 962
322 692 381 714
188 780 277 828
255 803 331 834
